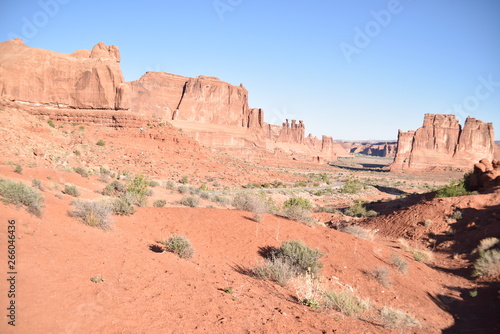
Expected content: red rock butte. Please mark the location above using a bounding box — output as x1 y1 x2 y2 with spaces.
0 39 347 163
391 113 496 172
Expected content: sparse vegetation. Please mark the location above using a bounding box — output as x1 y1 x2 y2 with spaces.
32 179 43 190
371 266 392 288
435 179 468 198
180 176 189 184
161 235 195 259
14 164 23 174
283 197 312 211
0 178 44 216
70 200 113 230
232 192 269 222
165 180 176 189
148 180 159 187
380 306 421 329
323 290 370 316
126 175 149 206
103 180 126 196
390 252 408 274
47 120 55 128
180 196 199 208
96 139 106 146
451 210 463 220
423 219 433 228
340 225 375 240
340 179 366 194
153 199 167 207
472 238 500 277
62 184 80 197
74 166 89 178
112 194 136 215
344 201 378 218
90 276 105 283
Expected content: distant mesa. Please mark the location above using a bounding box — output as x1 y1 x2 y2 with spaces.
0 39 345 162
391 114 496 172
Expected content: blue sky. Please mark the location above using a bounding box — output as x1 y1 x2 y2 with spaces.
1 0 499 140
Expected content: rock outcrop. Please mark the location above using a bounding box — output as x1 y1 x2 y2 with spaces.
469 159 500 192
391 114 495 172
342 141 397 157
0 39 342 162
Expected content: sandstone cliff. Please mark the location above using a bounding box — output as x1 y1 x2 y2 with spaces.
342 141 397 157
391 114 495 172
0 39 128 110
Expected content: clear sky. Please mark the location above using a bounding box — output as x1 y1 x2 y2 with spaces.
1 0 499 140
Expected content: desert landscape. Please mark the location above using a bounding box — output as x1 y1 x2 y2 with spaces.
0 37 499 334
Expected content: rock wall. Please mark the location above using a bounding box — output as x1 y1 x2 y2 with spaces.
342 141 397 157
391 114 495 172
0 39 127 110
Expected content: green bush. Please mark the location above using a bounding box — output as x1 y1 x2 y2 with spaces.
127 175 149 206
380 307 421 329
62 184 80 197
435 180 468 198
344 202 378 218
74 167 89 178
180 176 189 184
251 256 298 286
281 206 316 225
165 180 176 189
32 179 42 190
153 199 167 207
273 240 324 275
340 179 365 194
283 197 312 211
177 185 190 194
148 180 159 187
112 194 136 215
472 243 500 277
451 210 463 220
70 200 112 230
323 290 370 316
14 164 23 174
96 139 106 146
161 235 195 259
0 178 44 216
180 196 199 208
47 120 55 128
103 180 125 196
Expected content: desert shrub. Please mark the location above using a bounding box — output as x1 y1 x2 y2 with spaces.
473 237 500 254
472 240 500 277
180 196 199 208
251 256 298 286
165 180 176 189
371 267 391 288
96 139 106 146
112 193 136 215
62 184 80 197
161 235 194 259
70 200 112 230
180 176 189 184
273 240 324 275
199 184 209 191
232 192 268 221
281 206 316 225
127 175 149 206
32 179 43 190
103 180 125 196
211 194 230 206
323 290 370 316
74 166 89 178
340 179 365 194
14 164 23 174
47 120 55 128
200 192 210 200
0 178 44 216
380 306 421 329
390 252 408 274
423 219 433 228
344 202 378 218
283 197 313 211
411 249 433 263
340 225 375 240
177 185 190 194
148 180 159 187
293 272 323 309
451 210 463 220
153 199 167 207
435 180 468 198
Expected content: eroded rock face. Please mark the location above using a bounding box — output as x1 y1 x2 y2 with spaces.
342 141 397 157
391 114 495 171
0 39 127 110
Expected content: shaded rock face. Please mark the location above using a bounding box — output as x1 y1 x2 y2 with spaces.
342 141 397 157
469 159 500 193
391 114 495 172
0 39 127 110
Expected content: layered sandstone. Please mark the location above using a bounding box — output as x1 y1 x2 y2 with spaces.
0 39 128 110
391 114 495 172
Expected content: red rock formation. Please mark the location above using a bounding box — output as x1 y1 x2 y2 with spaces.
0 39 127 110
342 141 397 157
469 159 500 192
391 114 495 172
